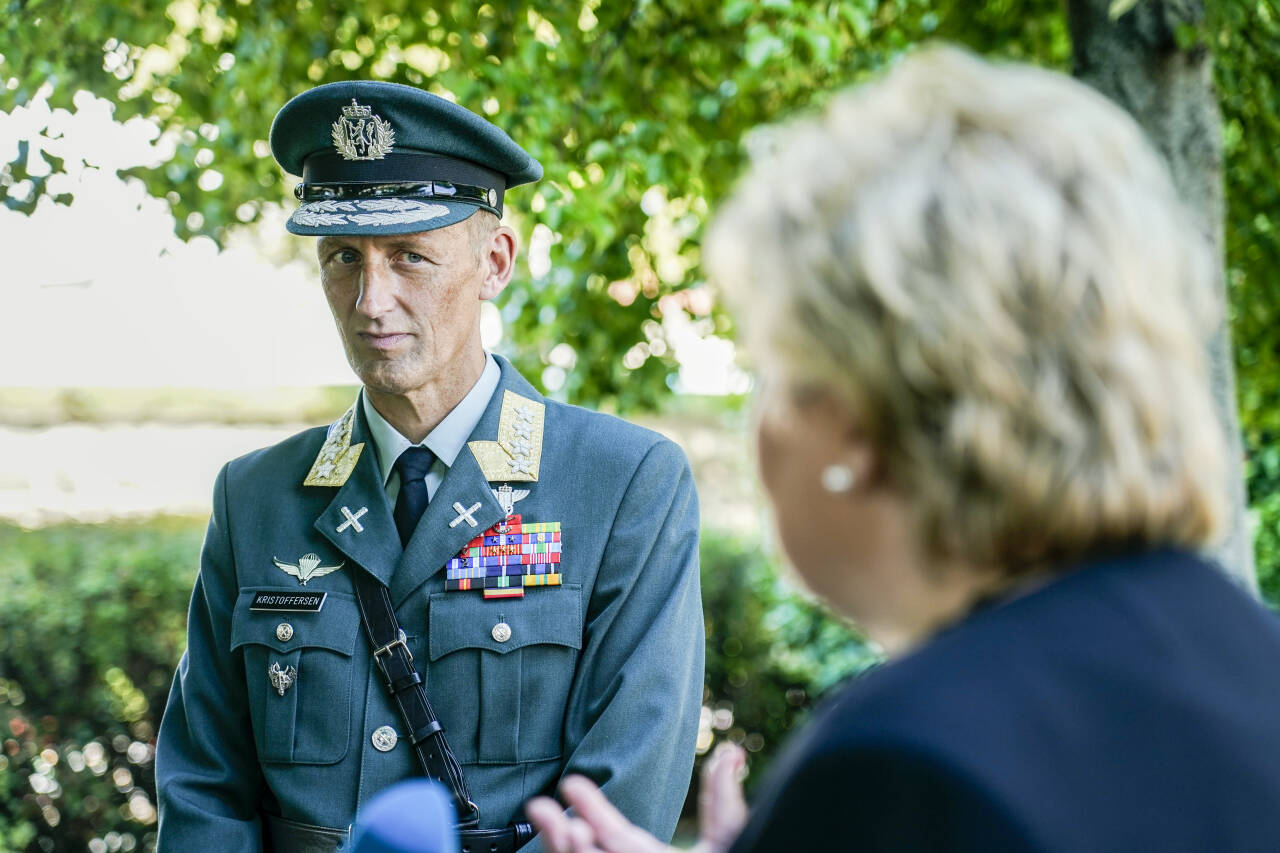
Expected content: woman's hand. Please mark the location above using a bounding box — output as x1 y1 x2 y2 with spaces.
697 743 749 851
525 743 748 853
526 774 672 853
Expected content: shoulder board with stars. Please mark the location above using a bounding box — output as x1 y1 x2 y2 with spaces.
303 401 365 487
468 390 544 482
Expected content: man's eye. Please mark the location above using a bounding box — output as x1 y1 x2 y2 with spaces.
336 250 360 264
402 252 425 264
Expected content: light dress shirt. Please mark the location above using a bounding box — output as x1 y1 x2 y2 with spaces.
361 353 501 503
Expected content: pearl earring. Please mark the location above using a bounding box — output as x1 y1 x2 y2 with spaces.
821 464 856 494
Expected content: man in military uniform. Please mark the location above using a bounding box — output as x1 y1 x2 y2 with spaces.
155 81 704 853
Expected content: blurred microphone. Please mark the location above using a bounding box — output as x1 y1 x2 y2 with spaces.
349 779 459 853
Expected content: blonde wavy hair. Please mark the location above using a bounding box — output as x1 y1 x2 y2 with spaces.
707 45 1226 571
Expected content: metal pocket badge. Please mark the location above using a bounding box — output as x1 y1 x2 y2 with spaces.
268 662 297 697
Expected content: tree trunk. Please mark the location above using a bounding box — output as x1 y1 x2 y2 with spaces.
1066 0 1257 593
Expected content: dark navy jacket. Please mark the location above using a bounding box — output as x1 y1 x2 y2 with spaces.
730 550 1280 852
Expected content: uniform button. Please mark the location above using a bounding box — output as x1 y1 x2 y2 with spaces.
491 622 512 643
276 623 294 642
371 725 398 752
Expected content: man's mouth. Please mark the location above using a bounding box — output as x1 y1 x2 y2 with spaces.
358 332 412 351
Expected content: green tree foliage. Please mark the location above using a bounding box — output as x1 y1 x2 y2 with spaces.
1 0 1050 411
5 0 1275 452
3 0 1275 405
7 0 1278 587
1216 1 1280 598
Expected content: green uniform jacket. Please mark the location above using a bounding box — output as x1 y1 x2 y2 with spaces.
155 358 703 850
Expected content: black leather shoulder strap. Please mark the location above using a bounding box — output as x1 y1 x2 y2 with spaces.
350 568 481 828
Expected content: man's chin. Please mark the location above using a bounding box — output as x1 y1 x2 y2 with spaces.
352 361 420 397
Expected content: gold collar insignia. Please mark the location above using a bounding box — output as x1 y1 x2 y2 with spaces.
303 402 365 487
468 390 545 482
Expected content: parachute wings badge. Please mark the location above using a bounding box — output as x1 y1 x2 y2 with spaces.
272 553 345 585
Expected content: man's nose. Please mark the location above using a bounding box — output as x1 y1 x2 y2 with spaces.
355 259 396 317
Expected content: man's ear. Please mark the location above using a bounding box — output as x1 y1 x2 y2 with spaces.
479 225 518 301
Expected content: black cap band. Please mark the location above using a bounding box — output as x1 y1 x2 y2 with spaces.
301 151 506 215
295 180 501 216
302 151 504 189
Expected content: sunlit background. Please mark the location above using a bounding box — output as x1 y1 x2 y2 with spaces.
0 87 753 527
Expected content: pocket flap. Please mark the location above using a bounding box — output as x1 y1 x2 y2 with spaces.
230 588 360 656
428 584 582 660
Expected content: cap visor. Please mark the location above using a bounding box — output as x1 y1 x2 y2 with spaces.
286 198 478 236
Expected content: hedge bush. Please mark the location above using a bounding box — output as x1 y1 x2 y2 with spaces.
697 530 877 785
0 518 203 852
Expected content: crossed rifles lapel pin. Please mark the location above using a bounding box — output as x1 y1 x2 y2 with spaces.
451 392 562 600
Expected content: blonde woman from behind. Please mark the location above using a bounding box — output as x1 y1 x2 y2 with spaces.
526 44 1280 853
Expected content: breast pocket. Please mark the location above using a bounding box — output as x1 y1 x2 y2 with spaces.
230 589 360 765
427 584 583 764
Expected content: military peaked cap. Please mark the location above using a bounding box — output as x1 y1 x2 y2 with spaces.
270 80 542 236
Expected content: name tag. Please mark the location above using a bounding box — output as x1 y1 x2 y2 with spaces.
250 591 327 612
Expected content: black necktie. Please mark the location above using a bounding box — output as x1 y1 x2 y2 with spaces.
393 446 436 546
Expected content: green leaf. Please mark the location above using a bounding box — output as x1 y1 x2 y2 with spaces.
1109 0 1142 20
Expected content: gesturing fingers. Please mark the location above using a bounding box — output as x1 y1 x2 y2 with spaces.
697 743 749 852
568 813 603 853
560 776 649 848
531 776 673 853
526 796 579 853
